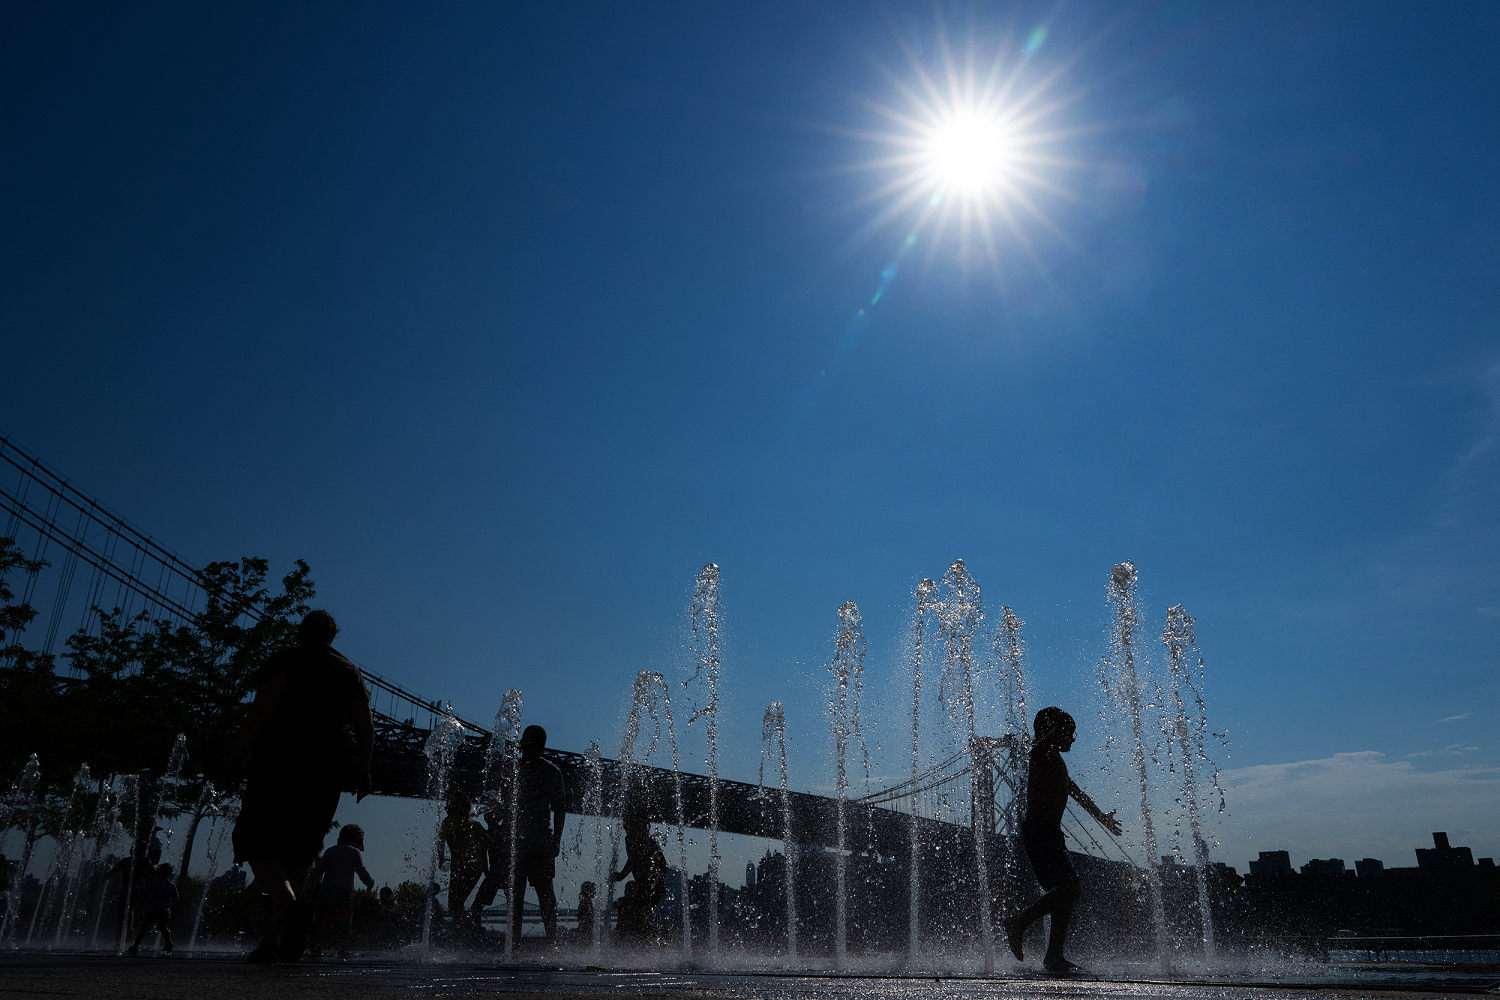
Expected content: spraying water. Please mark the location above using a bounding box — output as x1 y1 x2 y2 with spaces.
1099 561 1168 968
760 702 797 960
906 578 936 962
56 769 112 948
148 734 190 867
0 754 42 948
686 563 723 953
0 754 42 840
620 670 692 958
934 558 995 974
484 690 524 960
113 774 142 953
420 703 466 958
1162 604 1227 962
86 778 124 950
995 606 1030 920
28 764 90 948
579 742 607 958
826 600 869 967
187 793 236 953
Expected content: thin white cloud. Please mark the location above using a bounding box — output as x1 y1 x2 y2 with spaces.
1215 751 1500 871
1440 713 1471 723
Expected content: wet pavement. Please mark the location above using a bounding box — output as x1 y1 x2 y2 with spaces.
0 953 1495 1000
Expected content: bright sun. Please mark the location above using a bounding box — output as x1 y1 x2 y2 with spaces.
924 108 1016 201
846 25 1081 273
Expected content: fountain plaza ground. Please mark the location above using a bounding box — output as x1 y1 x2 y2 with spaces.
1 952 1495 1000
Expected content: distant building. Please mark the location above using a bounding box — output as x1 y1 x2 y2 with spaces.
1416 832 1474 871
1249 850 1293 877
1300 858 1347 877
1354 858 1384 879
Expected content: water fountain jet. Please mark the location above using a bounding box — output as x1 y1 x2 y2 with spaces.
934 559 995 975
1100 560 1168 970
686 563 723 954
826 600 870 968
759 702 797 961
420 703 466 958
906 578 936 964
1162 604 1227 962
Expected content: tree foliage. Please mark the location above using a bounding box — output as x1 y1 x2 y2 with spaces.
0 541 316 839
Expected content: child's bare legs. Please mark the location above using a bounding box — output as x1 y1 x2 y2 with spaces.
1004 878 1080 968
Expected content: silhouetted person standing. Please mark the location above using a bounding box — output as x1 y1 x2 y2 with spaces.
470 804 508 928
1002 707 1122 975
226 610 374 963
439 791 487 932
611 809 666 933
509 725 565 945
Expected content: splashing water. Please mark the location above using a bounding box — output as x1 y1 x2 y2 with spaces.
421 703 466 958
620 670 692 957
28 764 90 948
113 774 142 953
0 753 41 836
685 563 723 953
827 600 870 967
993 606 1031 920
148 734 190 867
187 788 237 953
86 777 124 950
906 578 936 962
760 702 797 960
56 769 116 948
1 754 42 948
1162 604 1229 961
483 691 526 814
935 559 995 974
483 690 525 960
578 742 607 958
1099 561 1168 969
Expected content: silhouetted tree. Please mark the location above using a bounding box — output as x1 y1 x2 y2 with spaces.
1 540 315 873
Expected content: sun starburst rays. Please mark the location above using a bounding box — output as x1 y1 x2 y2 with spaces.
845 27 1088 278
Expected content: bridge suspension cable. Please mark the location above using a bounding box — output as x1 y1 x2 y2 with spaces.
1 433 474 732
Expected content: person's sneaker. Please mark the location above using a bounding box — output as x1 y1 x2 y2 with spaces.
1001 917 1025 961
1043 958 1084 975
246 945 279 964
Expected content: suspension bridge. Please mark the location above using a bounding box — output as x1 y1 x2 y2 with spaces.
0 434 1133 871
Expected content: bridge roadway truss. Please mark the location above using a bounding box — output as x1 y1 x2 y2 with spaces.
2 433 1124 865
368 701 1029 858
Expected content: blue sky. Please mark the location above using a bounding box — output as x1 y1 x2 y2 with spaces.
4 1 1499 883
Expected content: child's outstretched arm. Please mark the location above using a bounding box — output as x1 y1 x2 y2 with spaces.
1068 779 1123 835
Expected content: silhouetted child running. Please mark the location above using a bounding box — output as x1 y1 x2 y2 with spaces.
309 824 375 959
1002 707 1122 975
129 863 178 957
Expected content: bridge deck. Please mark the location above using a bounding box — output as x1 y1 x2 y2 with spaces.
370 715 973 857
